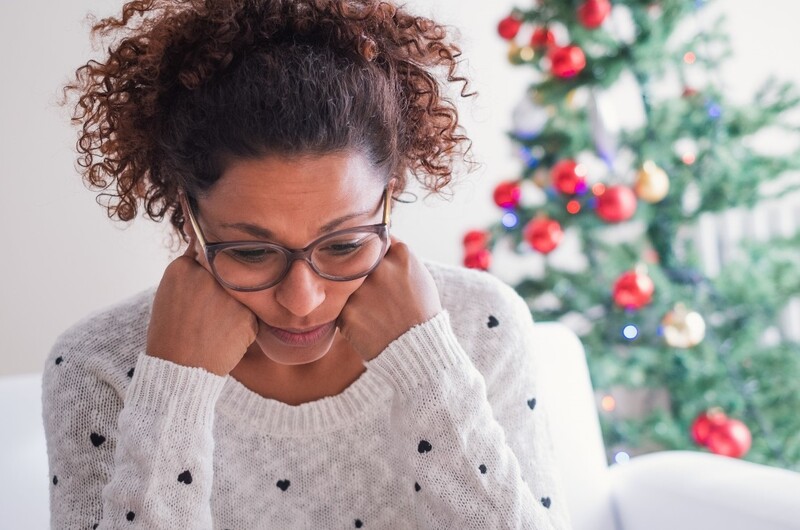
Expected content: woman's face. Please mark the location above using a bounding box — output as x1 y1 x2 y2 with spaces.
187 150 388 367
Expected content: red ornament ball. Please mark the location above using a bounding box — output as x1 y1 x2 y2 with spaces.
596 185 637 223
691 409 728 446
498 16 523 40
462 229 490 254
577 0 612 29
551 159 587 195
493 180 522 208
464 248 492 271
530 27 556 48
612 269 654 310
549 45 587 79
524 217 563 254
706 418 752 458
682 86 700 98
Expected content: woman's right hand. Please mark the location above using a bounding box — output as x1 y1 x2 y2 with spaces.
146 236 259 377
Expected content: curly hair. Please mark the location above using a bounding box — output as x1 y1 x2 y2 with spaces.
58 0 478 246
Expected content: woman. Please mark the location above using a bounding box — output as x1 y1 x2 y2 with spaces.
43 0 572 528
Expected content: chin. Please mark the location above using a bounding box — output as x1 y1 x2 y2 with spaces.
252 323 338 366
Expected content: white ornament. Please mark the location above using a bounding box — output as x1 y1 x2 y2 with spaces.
512 95 550 138
588 87 620 164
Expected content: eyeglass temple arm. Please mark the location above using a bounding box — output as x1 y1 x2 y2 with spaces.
179 190 208 249
383 179 396 226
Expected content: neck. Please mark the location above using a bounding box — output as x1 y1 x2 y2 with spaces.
232 331 366 405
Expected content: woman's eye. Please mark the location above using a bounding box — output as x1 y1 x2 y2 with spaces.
230 248 273 262
322 241 363 254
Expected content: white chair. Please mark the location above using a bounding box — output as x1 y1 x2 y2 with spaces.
1 371 50 529
3 323 799 529
532 322 800 530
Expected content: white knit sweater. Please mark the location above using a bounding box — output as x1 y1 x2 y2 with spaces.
42 259 573 529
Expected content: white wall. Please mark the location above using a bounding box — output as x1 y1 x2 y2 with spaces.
2 0 799 376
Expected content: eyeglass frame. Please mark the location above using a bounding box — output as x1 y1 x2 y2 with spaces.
178 182 395 292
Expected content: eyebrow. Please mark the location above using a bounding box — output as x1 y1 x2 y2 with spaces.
218 209 374 240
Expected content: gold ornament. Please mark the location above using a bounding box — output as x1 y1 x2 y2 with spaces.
532 167 550 188
635 161 670 203
662 303 706 348
565 89 578 109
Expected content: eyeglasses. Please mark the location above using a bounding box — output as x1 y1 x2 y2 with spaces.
179 185 394 292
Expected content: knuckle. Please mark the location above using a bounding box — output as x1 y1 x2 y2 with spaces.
249 314 260 340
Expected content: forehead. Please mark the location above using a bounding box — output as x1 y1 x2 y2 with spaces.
194 151 387 245
210 151 381 204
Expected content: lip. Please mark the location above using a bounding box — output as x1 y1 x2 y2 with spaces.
267 321 336 347
274 323 330 333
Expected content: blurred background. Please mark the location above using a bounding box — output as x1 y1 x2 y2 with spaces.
1 2 799 469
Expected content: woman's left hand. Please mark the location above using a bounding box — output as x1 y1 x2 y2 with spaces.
336 234 443 362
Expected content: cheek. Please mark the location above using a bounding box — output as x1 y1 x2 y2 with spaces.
342 276 368 296
234 278 367 319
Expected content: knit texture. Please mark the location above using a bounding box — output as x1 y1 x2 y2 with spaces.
42 259 573 529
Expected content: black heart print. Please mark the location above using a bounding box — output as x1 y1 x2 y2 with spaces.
527 398 537 410
418 440 432 453
90 433 106 447
178 470 193 484
487 315 499 328
541 497 551 508
277 479 290 491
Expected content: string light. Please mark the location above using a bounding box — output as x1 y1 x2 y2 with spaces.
683 51 696 64
519 46 535 62
682 152 696 165
622 324 639 340
502 211 519 228
601 395 616 412
566 200 581 214
592 183 606 196
519 147 541 168
614 452 631 464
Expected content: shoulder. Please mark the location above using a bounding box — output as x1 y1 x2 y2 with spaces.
422 257 532 327
43 285 158 393
421 258 535 384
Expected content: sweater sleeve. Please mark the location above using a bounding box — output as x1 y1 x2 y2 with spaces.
364 302 572 530
42 335 227 530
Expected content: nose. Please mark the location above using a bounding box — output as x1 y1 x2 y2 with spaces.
273 258 326 318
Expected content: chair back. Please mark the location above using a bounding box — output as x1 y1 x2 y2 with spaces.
532 322 620 530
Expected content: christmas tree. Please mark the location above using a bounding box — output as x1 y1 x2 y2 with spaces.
467 0 800 470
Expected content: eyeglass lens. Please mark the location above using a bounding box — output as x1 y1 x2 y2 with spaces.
211 228 387 289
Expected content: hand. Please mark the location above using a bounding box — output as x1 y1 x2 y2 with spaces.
146 234 259 377
335 234 443 362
